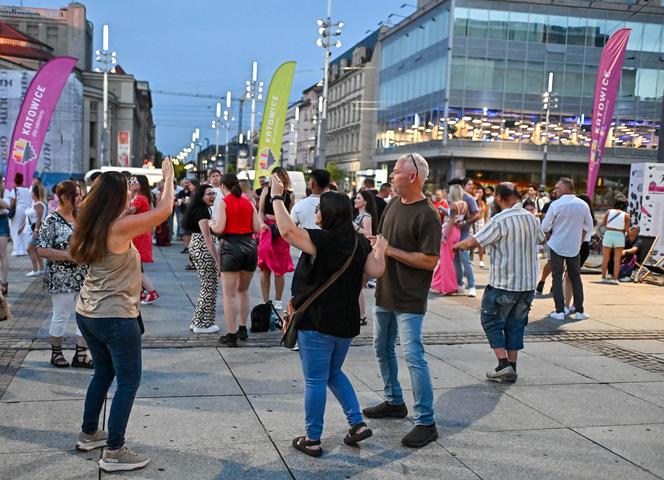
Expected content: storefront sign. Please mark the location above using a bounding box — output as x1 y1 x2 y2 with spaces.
117 130 130 167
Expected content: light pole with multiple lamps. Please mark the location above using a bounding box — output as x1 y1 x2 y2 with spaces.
245 61 264 169
315 1 344 169
94 24 116 167
540 72 557 192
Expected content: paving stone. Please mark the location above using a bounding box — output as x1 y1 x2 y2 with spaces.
0 399 85 453
547 354 664 383
608 382 664 408
426 344 596 385
99 442 293 480
0 450 100 480
442 428 659 480
604 340 664 354
432 385 562 432
573 424 664 479
125 396 267 447
276 435 478 480
506 384 664 427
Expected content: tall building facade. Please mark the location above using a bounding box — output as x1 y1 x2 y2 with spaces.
293 83 322 167
0 2 155 180
374 0 664 191
326 29 383 174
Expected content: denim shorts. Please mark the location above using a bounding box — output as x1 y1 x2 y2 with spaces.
602 230 625 249
0 215 9 238
480 285 535 350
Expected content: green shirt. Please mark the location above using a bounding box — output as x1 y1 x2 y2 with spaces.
376 197 441 314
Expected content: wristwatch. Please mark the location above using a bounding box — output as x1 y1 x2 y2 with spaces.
271 195 284 202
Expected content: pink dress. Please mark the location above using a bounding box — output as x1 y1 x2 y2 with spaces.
257 218 294 276
431 221 460 294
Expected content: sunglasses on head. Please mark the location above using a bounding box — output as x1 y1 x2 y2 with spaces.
408 154 419 177
128 178 139 185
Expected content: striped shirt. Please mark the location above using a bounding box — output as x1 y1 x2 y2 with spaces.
473 203 545 292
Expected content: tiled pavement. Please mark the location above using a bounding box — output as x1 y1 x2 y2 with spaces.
0 246 663 479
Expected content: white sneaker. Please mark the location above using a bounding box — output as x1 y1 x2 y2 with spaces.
193 325 220 334
479 261 485 268
574 312 589 320
467 287 477 297
455 286 466 296
25 271 39 277
608 279 619 285
619 277 632 283
600 278 610 284
564 306 576 315
549 311 565 320
273 300 283 311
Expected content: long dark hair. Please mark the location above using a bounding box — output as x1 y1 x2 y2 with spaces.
319 191 354 233
132 175 153 205
70 172 128 264
357 190 378 235
222 173 242 198
183 184 212 231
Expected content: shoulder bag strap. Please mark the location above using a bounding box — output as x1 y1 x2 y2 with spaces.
293 235 358 317
607 210 622 225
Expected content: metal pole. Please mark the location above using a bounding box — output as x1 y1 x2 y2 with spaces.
658 91 664 163
442 0 455 147
540 72 554 191
316 0 332 169
102 69 108 166
237 98 244 140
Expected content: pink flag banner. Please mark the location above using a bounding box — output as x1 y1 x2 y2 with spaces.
5 56 77 189
587 28 631 198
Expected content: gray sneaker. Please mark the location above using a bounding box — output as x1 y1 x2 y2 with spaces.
76 430 107 451
99 446 150 472
486 365 517 383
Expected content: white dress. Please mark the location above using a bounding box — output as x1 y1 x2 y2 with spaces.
8 187 32 255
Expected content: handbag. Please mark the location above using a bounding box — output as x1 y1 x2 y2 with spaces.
8 189 17 219
281 235 358 348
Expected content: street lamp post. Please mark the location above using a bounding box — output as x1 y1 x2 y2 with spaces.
95 24 117 167
315 1 344 169
245 61 264 169
540 72 557 192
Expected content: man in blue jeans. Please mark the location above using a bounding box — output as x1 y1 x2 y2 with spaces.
363 153 441 448
454 183 544 383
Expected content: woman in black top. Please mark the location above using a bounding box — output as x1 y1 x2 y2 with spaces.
183 185 221 333
270 173 388 458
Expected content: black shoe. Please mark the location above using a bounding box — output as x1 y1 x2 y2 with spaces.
362 401 408 419
536 281 544 294
219 333 238 347
401 424 438 448
238 326 248 341
180 247 189 254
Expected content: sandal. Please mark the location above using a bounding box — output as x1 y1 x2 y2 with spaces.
50 345 70 368
1 282 7 296
292 436 323 458
343 421 372 446
360 317 368 326
71 345 94 369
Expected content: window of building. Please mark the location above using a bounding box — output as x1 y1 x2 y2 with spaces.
89 121 97 148
46 25 58 45
26 24 39 39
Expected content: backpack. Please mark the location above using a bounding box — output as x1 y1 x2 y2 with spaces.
250 301 274 332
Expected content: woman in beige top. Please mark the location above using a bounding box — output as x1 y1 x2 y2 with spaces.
69 159 173 473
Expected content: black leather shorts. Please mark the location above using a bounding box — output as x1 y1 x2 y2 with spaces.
220 235 257 272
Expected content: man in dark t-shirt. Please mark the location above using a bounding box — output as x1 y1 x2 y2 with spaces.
363 153 441 449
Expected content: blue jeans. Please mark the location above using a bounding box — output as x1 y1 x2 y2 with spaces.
454 249 475 289
480 286 534 351
76 313 142 450
297 330 363 441
373 307 434 425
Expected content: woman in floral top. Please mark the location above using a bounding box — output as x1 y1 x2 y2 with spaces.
36 181 92 369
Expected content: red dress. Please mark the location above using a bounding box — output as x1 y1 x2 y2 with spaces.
131 194 153 263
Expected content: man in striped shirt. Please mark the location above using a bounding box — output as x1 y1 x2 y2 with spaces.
454 183 545 383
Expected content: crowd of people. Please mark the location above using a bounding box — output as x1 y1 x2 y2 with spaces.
0 152 647 471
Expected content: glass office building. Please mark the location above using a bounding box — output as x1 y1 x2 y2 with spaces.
375 0 664 188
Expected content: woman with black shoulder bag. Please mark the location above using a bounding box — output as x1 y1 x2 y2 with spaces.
270 172 388 458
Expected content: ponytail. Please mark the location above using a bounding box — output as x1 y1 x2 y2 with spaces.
221 173 242 198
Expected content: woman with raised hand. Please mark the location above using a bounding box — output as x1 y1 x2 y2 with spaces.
270 172 388 458
257 167 295 313
70 158 174 473
210 173 260 346
184 184 221 334
37 181 91 369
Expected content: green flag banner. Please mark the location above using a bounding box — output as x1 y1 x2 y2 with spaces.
253 61 296 189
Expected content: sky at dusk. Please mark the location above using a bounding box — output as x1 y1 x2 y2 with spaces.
14 0 408 156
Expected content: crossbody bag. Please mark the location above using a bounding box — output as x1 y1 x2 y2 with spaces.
281 235 358 348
